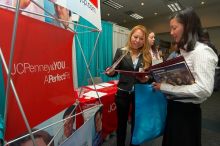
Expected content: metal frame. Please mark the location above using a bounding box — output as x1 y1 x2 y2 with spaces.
0 0 103 145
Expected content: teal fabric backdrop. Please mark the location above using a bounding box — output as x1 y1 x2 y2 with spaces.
0 60 5 141
75 18 116 86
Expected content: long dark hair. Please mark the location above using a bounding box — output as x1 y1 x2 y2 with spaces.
170 7 203 52
149 31 157 54
199 29 218 54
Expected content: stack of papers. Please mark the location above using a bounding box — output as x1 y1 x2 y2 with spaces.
83 91 107 98
86 85 104 90
98 82 114 87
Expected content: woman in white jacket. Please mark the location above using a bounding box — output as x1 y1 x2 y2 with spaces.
153 7 218 146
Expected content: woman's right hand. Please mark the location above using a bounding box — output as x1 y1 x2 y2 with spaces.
105 67 115 76
152 82 161 90
136 75 149 83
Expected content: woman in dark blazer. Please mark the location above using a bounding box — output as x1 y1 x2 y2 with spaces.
106 25 152 146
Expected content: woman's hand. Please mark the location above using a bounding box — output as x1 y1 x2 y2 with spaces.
152 82 161 90
105 67 115 76
136 75 149 83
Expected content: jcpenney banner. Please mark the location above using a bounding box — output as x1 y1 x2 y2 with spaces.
51 0 102 30
0 8 76 141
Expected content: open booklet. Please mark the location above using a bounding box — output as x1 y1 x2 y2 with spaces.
150 56 195 85
115 56 195 85
114 69 150 77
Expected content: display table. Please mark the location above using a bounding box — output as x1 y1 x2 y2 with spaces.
76 80 118 138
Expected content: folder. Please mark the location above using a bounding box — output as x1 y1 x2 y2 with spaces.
115 56 195 85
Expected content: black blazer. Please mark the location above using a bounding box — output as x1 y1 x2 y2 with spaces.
110 48 145 91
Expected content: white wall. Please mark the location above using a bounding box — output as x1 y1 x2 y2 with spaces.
112 24 130 57
129 4 220 34
157 27 220 54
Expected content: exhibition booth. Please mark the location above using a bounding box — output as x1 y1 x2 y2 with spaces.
0 0 130 145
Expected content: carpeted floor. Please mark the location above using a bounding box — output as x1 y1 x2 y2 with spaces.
102 90 220 146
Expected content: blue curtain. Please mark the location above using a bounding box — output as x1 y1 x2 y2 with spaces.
0 60 5 141
75 18 115 86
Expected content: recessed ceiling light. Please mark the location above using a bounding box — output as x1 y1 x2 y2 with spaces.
130 13 144 20
125 11 144 20
107 13 110 16
141 2 144 6
103 0 124 10
201 1 205 5
154 12 158 15
167 1 182 12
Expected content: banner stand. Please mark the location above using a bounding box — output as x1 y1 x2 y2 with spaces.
0 47 37 145
0 0 103 145
0 0 37 145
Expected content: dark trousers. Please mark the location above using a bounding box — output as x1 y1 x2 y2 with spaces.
115 90 139 146
162 100 201 146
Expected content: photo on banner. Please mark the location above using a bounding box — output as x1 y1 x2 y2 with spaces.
51 0 101 30
44 0 79 32
0 0 44 21
14 104 103 146
60 105 103 146
0 0 78 31
7 103 84 146
35 103 82 146
60 114 93 146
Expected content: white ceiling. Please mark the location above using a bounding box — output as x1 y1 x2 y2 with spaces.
100 0 220 29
